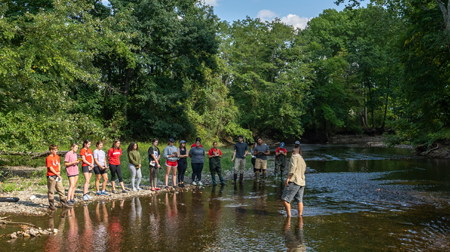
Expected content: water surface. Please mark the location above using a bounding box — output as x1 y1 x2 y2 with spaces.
3 145 450 251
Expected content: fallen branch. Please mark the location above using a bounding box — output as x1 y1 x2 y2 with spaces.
424 146 439 155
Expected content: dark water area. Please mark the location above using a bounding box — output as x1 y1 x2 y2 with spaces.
3 145 450 251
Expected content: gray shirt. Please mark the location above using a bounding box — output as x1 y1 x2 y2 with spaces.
189 147 205 164
234 142 248 159
163 145 179 162
93 149 106 166
254 144 270 160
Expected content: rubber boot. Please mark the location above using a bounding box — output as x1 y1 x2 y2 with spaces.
239 173 244 184
263 171 266 179
211 173 217 186
255 171 259 183
232 174 238 184
48 199 57 211
219 175 226 186
60 199 73 209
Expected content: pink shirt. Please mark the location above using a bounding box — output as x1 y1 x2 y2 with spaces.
64 151 79 177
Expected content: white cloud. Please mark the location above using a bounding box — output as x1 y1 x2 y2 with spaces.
280 14 310 30
256 9 277 22
257 10 310 30
203 0 220 6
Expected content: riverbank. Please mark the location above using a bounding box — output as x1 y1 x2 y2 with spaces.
415 140 450 158
0 162 316 216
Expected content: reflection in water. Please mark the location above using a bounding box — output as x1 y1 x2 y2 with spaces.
283 217 306 251
4 145 450 251
108 200 124 251
93 202 109 251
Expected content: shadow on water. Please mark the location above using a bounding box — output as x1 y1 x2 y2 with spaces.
2 145 450 251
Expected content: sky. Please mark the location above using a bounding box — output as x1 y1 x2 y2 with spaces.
203 0 346 29
102 0 347 30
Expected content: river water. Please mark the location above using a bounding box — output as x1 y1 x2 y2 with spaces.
3 144 450 251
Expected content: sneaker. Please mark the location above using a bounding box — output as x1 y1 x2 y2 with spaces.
173 186 178 189
83 194 90 201
67 200 73 206
87 194 92 199
101 191 109 196
112 190 117 194
198 181 203 186
192 181 197 186
132 188 137 192
122 190 127 193
96 192 102 196
70 199 76 204
165 186 170 189
180 184 185 188
136 187 142 191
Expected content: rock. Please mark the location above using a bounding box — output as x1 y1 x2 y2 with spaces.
30 195 36 200
53 229 58 233
23 233 30 237
10 233 17 239
29 228 38 237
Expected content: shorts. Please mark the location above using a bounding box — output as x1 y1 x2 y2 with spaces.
255 158 267 170
165 160 178 167
281 183 305 203
234 158 246 174
82 166 93 173
94 166 107 175
67 174 78 178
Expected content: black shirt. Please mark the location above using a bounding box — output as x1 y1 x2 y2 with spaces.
148 146 160 166
234 142 248 159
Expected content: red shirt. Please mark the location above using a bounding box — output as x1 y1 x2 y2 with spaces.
108 148 122 165
191 143 203 148
208 148 222 156
276 147 287 154
80 148 93 167
46 155 60 176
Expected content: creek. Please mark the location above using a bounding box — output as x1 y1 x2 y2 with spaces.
2 144 450 251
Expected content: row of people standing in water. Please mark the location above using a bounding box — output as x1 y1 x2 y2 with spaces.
45 135 298 208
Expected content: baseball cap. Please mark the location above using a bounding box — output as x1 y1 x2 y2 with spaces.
295 140 300 145
169 138 175 143
280 142 285 148
180 140 186 144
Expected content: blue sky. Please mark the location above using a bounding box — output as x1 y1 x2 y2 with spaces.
102 0 347 29
205 0 345 28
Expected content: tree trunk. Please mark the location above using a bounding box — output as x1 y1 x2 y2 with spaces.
367 78 375 129
364 89 368 128
123 68 133 119
381 77 390 130
311 107 318 140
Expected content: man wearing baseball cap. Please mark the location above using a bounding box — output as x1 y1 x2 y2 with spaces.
295 140 302 156
275 142 287 179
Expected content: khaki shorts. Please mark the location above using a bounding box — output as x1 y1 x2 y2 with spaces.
255 158 267 170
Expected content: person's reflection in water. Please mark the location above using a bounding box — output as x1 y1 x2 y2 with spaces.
80 205 94 251
109 200 124 251
149 195 161 240
129 198 142 249
93 202 109 251
283 216 306 252
44 209 68 251
165 192 179 249
66 208 79 251
208 185 223 228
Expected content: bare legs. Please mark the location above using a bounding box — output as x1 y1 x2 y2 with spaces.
95 173 108 192
83 172 92 195
165 166 177 187
67 176 78 201
284 201 304 217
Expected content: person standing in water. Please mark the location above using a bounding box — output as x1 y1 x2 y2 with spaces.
251 142 257 176
64 143 80 205
189 138 205 186
163 138 179 189
177 140 188 188
148 138 161 191
231 135 248 184
128 142 142 191
281 147 306 217
208 141 225 186
80 140 94 201
253 137 270 182
275 142 287 179
107 140 126 193
93 141 109 196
